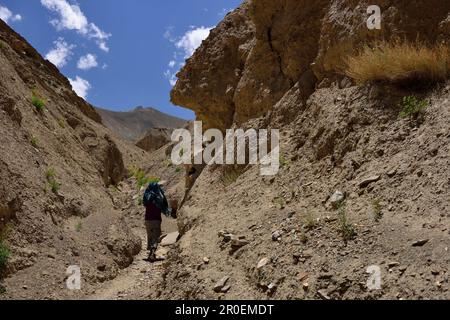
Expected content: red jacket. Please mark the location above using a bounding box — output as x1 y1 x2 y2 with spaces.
145 202 162 221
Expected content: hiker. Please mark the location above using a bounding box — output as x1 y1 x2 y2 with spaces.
143 181 177 262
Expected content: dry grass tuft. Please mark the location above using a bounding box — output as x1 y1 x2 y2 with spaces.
345 41 449 86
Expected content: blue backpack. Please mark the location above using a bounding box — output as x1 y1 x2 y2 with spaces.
143 182 170 216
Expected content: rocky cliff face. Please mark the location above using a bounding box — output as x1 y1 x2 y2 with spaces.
135 128 173 152
172 0 450 130
0 19 149 298
163 1 450 300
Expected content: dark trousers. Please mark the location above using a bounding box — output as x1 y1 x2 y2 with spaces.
145 220 161 254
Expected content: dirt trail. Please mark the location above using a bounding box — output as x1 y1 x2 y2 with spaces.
89 220 177 300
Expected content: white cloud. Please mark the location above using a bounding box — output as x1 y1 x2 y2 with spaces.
163 26 212 86
77 53 98 70
88 22 110 52
45 38 75 68
163 26 175 42
175 26 212 58
164 70 177 86
218 8 233 17
69 76 91 99
0 5 22 23
41 0 111 52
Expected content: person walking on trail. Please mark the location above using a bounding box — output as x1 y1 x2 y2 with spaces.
143 181 177 262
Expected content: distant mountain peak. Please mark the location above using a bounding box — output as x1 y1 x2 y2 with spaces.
96 106 187 142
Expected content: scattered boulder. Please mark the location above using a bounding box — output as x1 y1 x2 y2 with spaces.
5 247 37 274
272 230 282 241
359 175 381 188
213 276 230 293
298 272 309 282
317 289 331 300
329 190 345 209
67 198 91 218
302 282 309 291
387 169 397 178
231 236 249 249
136 128 173 152
412 239 430 247
257 257 270 270
106 223 142 268
267 282 277 295
155 247 169 260
161 231 180 247
221 285 231 293
388 261 400 268
97 264 107 272
293 249 314 264
218 230 234 242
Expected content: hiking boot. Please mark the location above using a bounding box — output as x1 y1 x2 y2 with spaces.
147 253 157 262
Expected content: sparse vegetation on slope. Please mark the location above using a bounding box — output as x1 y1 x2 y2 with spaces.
372 198 383 222
57 118 66 128
338 205 356 242
0 241 9 275
45 167 60 193
303 211 317 231
398 95 429 119
345 41 449 86
30 136 39 148
221 166 244 187
31 92 45 112
129 166 160 188
75 221 82 232
279 155 290 168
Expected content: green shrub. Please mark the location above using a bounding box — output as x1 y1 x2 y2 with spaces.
30 136 39 148
0 223 12 242
221 166 244 186
32 95 45 112
399 96 429 118
0 41 5 49
338 206 356 242
75 221 82 232
175 166 183 173
134 169 147 187
58 119 66 128
45 168 60 194
222 171 239 186
46 168 56 181
304 211 317 230
372 199 383 222
109 185 119 193
299 231 308 244
0 241 10 273
272 196 285 209
164 159 173 168
130 167 159 188
279 155 290 168
49 180 60 193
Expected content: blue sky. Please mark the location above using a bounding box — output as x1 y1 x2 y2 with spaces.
0 0 242 119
